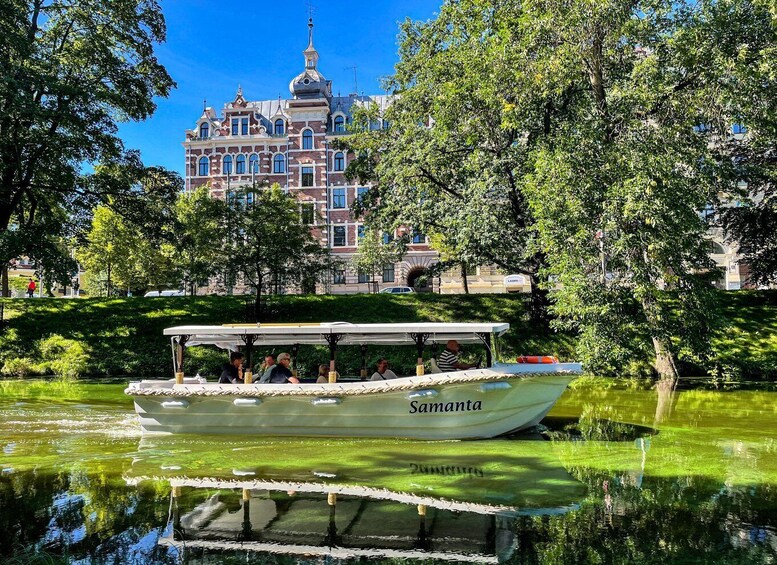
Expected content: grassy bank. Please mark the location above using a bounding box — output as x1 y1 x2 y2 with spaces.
0 291 775 380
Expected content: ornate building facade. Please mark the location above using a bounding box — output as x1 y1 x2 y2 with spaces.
182 20 442 294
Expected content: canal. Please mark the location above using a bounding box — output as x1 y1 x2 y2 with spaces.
1 381 775 563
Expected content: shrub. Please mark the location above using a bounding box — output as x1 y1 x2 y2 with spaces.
1 357 36 377
38 334 90 380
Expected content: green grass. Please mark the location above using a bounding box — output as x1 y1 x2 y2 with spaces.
0 290 775 380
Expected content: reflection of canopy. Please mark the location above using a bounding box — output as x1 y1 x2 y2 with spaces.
164 322 509 348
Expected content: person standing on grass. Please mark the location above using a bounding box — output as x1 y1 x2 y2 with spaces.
26 279 36 298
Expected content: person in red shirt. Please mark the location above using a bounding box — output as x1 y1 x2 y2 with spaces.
26 279 36 298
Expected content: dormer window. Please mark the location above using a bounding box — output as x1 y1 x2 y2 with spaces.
199 123 209 138
275 119 285 136
334 116 345 133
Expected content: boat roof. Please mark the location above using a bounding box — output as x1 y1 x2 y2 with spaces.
164 322 509 347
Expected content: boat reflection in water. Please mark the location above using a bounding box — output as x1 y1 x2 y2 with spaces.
126 436 587 563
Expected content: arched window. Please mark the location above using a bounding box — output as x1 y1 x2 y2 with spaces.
199 123 209 138
198 156 209 176
273 154 285 174
334 152 345 171
249 154 259 174
334 115 345 133
235 154 246 174
274 119 285 135
223 155 233 175
302 129 313 150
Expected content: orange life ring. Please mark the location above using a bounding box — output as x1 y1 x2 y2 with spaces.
516 355 559 364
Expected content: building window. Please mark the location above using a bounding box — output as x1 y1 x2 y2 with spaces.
274 119 285 135
247 191 255 206
382 263 395 283
334 152 345 171
382 232 394 245
732 123 748 135
273 154 285 174
334 115 345 132
199 123 209 138
302 129 313 150
241 117 249 135
382 120 390 130
301 166 314 187
332 226 346 247
249 154 259 174
332 187 346 209
333 269 346 284
412 229 425 244
231 119 239 136
301 203 315 225
223 155 233 175
235 154 246 174
357 225 365 241
198 156 209 176
357 187 369 205
358 270 370 283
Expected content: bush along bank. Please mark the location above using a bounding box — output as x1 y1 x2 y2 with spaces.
0 291 775 382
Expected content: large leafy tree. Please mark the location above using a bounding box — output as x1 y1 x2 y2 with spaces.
232 185 334 319
0 0 174 295
347 0 776 379
351 227 403 293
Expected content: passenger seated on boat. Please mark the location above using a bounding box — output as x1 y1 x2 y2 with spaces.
219 352 245 384
315 364 339 383
437 340 478 372
257 354 276 383
370 358 399 381
267 353 300 384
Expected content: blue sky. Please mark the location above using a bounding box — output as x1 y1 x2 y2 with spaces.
118 0 442 176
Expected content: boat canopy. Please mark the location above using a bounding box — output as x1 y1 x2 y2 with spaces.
164 322 509 348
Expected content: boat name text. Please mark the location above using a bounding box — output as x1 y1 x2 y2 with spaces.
409 399 482 414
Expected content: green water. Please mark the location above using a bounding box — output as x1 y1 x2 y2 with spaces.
0 382 775 564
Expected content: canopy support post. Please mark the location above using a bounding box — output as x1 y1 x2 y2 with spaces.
241 335 257 384
480 333 493 367
360 344 368 380
410 333 429 376
173 335 190 384
324 334 342 383
291 343 300 378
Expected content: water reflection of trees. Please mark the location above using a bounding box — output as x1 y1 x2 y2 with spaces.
516 469 777 564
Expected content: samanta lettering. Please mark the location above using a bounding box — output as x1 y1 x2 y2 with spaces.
409 399 482 414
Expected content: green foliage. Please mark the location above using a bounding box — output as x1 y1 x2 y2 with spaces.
351 227 402 292
1 357 36 378
230 184 334 312
0 291 774 379
0 0 174 280
37 335 90 380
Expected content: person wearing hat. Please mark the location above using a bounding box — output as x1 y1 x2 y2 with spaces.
267 352 300 384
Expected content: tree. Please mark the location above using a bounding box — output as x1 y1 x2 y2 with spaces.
76 205 137 296
344 0 776 379
0 0 174 295
351 227 403 293
232 184 334 319
174 185 225 295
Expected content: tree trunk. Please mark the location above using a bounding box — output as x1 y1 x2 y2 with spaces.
528 273 550 326
1 264 8 297
653 374 677 426
652 336 679 383
106 263 112 297
460 263 469 294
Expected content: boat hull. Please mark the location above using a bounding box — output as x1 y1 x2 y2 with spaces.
128 367 577 440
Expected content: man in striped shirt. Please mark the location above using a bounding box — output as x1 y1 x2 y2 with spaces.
437 340 479 372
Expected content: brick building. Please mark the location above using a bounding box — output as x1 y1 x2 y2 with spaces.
183 19 441 294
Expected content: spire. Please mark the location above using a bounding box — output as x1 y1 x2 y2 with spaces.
304 17 319 69
237 84 243 97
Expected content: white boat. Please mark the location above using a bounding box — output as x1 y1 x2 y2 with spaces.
125 322 581 439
